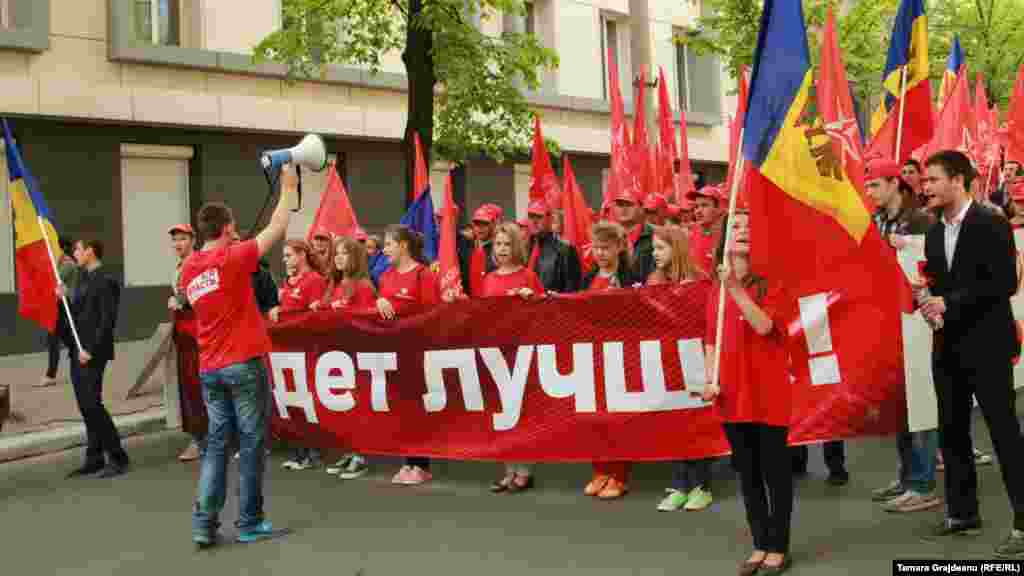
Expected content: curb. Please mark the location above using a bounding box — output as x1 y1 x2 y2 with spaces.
0 408 170 463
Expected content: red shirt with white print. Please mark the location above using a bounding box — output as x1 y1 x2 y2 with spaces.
278 270 327 312
480 267 544 298
705 279 793 427
179 239 270 372
378 263 440 314
325 278 377 311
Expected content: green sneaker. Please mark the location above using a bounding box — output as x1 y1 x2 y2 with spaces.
684 486 713 511
657 489 688 511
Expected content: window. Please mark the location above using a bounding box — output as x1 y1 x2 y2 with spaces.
675 40 721 117
133 0 179 46
120 145 192 287
601 16 620 101
285 153 340 240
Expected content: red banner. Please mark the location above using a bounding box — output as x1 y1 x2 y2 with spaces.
175 282 905 462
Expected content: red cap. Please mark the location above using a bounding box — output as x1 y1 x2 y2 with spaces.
686 185 724 202
483 203 504 222
353 227 368 241
516 218 529 230
472 206 497 223
311 226 332 240
527 199 550 215
168 223 193 236
664 203 682 219
1011 180 1024 203
643 194 668 212
865 158 903 181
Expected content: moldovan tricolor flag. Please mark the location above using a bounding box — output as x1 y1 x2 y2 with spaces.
4 119 61 332
938 35 965 107
742 2 907 441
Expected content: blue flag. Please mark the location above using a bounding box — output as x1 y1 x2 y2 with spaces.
400 188 438 262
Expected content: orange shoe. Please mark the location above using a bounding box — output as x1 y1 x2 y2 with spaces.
584 474 610 496
597 477 628 500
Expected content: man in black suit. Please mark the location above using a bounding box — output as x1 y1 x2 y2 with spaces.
920 150 1024 557
61 239 130 479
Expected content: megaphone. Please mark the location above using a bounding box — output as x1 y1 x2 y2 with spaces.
260 133 327 212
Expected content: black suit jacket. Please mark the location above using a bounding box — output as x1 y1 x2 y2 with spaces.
69 265 121 361
530 232 581 293
924 202 1018 365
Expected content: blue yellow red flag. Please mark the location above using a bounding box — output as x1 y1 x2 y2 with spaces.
938 36 965 106
870 0 931 141
4 119 62 332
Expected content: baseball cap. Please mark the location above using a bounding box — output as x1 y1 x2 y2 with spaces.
527 199 550 216
472 206 498 223
353 227 368 241
686 185 725 202
664 203 682 219
643 194 668 212
168 223 193 236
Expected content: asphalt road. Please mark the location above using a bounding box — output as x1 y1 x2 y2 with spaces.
2 410 1021 576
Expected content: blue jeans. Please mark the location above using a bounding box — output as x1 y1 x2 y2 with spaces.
192 358 268 538
898 428 939 494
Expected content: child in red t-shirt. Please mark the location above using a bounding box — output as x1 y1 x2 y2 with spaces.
481 223 545 494
376 225 440 486
580 221 635 500
646 226 716 513
276 239 327 471
703 209 796 573
311 234 377 481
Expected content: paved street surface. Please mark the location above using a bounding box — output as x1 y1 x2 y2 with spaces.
3 405 1023 576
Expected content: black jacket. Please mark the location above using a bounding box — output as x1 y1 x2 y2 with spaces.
630 224 656 283
69 265 121 361
581 264 635 291
457 237 496 292
924 202 1018 364
253 258 279 314
529 232 581 293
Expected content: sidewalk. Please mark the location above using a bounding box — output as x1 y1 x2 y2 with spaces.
0 339 173 461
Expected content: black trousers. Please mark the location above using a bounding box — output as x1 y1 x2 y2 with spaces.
933 355 1024 529
790 441 845 474
45 330 61 378
69 354 127 466
724 423 794 554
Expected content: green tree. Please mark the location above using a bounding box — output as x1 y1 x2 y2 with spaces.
928 0 1024 107
254 0 559 200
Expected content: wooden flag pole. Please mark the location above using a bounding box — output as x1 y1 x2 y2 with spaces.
894 65 909 160
37 215 83 353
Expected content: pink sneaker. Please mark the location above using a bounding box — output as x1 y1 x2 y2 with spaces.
406 466 433 485
392 465 413 484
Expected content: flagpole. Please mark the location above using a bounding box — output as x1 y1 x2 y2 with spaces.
894 65 909 160
36 215 83 353
983 155 997 200
708 128 746 398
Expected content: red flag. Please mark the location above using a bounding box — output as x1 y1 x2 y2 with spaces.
656 66 678 200
438 170 465 301
561 155 594 272
1007 65 1024 163
410 132 430 204
921 68 974 162
676 104 695 204
308 164 360 240
725 66 749 194
631 66 650 202
607 46 635 205
818 7 866 204
529 115 561 209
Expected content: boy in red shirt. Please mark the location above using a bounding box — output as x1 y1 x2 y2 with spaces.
179 164 298 548
685 185 724 276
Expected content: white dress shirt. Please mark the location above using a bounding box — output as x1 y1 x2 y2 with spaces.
941 200 973 271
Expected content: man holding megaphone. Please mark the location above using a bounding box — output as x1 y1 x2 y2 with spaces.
179 158 301 549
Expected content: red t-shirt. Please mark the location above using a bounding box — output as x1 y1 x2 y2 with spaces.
325 278 377 310
179 240 271 372
378 263 439 314
587 273 617 292
480 267 545 298
278 270 327 312
688 224 721 276
705 279 793 427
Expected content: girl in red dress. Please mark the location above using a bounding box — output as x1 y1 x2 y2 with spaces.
376 225 441 486
704 209 796 575
580 221 636 500
647 226 716 512
481 223 545 494
313 235 377 480
276 239 327 470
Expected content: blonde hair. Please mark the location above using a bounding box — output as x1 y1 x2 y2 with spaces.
649 225 701 283
493 222 529 267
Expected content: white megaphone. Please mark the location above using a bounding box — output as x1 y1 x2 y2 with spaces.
260 134 327 211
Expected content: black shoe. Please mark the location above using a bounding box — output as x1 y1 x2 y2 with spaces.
826 470 849 486
922 517 983 541
96 461 130 478
66 462 105 478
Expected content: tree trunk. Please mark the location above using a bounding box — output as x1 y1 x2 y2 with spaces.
402 0 437 208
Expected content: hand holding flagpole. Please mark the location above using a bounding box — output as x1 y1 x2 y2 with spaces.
37 216 83 353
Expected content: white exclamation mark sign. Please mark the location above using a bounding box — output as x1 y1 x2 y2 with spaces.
797 293 841 386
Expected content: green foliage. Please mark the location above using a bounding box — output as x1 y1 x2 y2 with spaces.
254 0 559 163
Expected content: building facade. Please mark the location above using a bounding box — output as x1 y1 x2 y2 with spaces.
0 0 736 354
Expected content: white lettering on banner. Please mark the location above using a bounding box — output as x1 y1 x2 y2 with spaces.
481 346 535 431
356 353 398 412
536 344 597 413
270 352 319 423
422 349 484 413
797 293 841 386
605 340 709 412
315 351 356 412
